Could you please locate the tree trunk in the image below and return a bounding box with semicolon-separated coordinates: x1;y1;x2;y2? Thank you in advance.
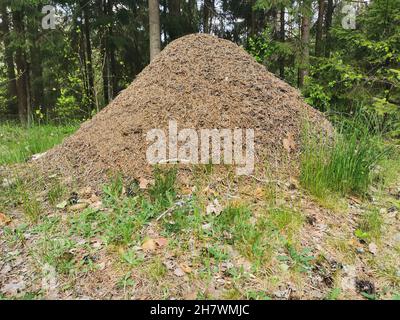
324;0;334;57
81;1;96;112
279;5;285;79
168;0;181;40
315;0;325;56
0;4;18;117
250;0;256;37
108;0;117;99
298;0;311;88
149;0;161;61
29;19;45;115
203;0;214;33
12;9;30;125
101;0;110;105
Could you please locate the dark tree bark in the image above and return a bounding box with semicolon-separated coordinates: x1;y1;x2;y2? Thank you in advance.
81;0;96;111
298;0;311;88
203;0;214;33
278;5;286;79
168;0;181;40
108;0;117;98
29;15;45;114
315;0;325;56
0;4;18;116
12;9;30;125
324;0;334;57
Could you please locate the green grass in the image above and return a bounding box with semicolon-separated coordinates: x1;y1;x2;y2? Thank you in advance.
0;123;77;164
300;124;389;198
356;208;383;243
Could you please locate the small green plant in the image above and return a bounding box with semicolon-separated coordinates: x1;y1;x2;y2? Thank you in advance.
21;192;42;222
268;207;304;242
206;245;229;262
325;288;341;300
300;123;388;198
47;181;67;206
121;249;144;267
147;258;167;281
36;237;77;274
278;243;315;273
149;166;177;209
357;208;383;242
245;290;271;300
215;205;274;267
103;174;125;203
117;272;135;291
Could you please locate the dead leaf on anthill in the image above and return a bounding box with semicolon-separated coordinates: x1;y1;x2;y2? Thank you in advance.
0;212;11;226
68;203;89;212
179;263;192;274
141;238;157;251
174;267;185;277
139;177;151;190
154;237;168;248
368;243;378;255
254;187;264;199
181;186;193;195
283;133;296;153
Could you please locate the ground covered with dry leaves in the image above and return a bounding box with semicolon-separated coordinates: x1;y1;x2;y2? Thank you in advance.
0;162;399;300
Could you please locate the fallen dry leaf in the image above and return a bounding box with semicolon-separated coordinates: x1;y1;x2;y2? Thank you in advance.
368;242;378;255
179;263;192;274
141;238;157;251
254;187;264;199
154;237;168;248
139;177;151;190
68;203;89;211
56;201;68;209
0;212;12;226
174;267;185;277
283;133;296;153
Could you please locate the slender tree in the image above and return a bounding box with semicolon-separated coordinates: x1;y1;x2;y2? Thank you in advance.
315;0;325;56
0;3;18;117
203;0;214;33
81;0;96;111
149;0;161;61
324;0;334;57
12;7;31;124
278;4;285;78
298;0;312;88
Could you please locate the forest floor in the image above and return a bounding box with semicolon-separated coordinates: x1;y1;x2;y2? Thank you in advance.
0;124;399;300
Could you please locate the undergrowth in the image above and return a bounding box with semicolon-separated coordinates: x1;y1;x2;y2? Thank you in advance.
300;115;391;199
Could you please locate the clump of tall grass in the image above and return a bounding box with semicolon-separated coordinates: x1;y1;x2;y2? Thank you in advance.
300;117;390;198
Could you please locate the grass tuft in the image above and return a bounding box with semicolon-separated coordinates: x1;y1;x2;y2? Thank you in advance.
0;123;77;164
300;123;389;198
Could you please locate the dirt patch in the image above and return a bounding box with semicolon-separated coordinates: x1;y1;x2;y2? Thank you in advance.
37;33;332;187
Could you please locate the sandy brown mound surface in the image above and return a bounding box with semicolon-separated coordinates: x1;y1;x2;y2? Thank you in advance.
38;34;331;186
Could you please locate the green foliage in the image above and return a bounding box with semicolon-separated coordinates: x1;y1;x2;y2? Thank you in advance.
149;166;177;209
0;123;78;164
357;208;383;243
279;242;314;273
300;121;389;198
304;0;400;137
